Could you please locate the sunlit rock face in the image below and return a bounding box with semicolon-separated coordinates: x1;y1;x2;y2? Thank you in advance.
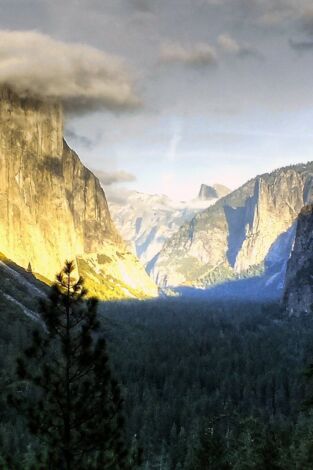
283;205;313;315
233;172;305;272
150;164;313;288
0;88;157;299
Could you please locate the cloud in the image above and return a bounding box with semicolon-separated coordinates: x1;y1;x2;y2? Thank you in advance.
256;2;297;27
167;132;182;162
65;129;98;149
217;34;241;54
288;5;313;51
301;6;313;35
217;34;262;60
204;0;225;4
166;121;183;162
160;42;218;67
0;30;141;113
94;170;137;186
159;35;260;71
130;0;153;12
258;10;292;27
105;187;135;205
289;38;313;51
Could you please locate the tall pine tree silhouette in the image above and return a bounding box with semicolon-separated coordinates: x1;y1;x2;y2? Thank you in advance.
9;261;135;469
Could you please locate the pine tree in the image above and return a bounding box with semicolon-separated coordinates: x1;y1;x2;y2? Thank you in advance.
8;261;136;469
259;429;282;470
191;423;230;470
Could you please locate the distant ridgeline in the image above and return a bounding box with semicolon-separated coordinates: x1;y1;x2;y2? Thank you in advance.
109;185;231;268
0;87;157;300
149;161;313;304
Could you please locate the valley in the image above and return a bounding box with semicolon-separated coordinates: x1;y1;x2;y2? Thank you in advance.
1;87;312;310
108;184;229;267
1;5;313;466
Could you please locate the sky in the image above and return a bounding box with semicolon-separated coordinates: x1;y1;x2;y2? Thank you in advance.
1;0;313;200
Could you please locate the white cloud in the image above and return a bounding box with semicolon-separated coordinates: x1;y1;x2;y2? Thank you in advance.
217;33;261;59
167;132;182;162
301;6;313;35
0;30;140;113
217;34;241;54
160;42;217;67
94;170;137;186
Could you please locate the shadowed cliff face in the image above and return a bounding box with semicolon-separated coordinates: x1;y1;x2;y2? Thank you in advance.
198;184;231;201
149;164;313;289
0;88;157;299
284;205;313;315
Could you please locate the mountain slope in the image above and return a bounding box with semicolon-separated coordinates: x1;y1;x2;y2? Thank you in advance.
0;87;157;299
109;189;223;266
0;252;47;322
150;163;313;288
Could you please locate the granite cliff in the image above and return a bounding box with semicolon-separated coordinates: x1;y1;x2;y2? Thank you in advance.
198;184;230;201
108;186;224;267
0;88;157;299
149;163;313;289
283;205;313;315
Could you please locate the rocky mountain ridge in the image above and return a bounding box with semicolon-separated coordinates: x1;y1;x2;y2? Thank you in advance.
0;87;157;299
108;187;227;267
283;205;313;315
149;162;313;290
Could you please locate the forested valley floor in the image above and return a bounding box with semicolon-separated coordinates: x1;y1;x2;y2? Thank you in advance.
1;296;313;468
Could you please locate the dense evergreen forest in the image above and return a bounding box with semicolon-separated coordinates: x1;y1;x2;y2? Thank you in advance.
2;293;313;468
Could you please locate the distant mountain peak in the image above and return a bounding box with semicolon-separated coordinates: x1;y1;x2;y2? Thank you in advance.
150;162;313;291
108;189;222;267
198;183;231;200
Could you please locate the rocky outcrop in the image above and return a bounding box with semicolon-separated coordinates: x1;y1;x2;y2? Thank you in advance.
150;163;313;288
283;205;313;315
198;184;230;200
198;184;218;200
212;184;232;198
0;87;157;299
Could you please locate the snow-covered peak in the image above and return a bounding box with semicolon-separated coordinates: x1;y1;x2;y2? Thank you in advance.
108;188;221;267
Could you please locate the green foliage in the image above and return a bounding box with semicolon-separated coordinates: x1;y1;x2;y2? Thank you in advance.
7;261;133;469
191;423;230;469
101;299;313;469
2;295;313;468
77;258;150;300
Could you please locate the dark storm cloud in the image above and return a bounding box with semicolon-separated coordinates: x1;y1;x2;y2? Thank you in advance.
2;0;313;198
0;0;312;123
0;30;141;113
